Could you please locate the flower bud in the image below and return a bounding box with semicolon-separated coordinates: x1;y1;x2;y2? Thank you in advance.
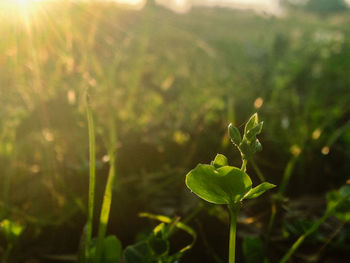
228;123;242;145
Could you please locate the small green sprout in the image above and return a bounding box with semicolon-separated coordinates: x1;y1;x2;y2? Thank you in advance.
0;219;25;262
185;113;275;263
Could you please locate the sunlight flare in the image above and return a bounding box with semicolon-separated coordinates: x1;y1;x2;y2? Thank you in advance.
0;0;42;20
17;0;38;8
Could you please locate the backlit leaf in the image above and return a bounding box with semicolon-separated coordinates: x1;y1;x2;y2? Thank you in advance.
186;164;252;204
244;113;258;135
243;182;276;200
228;123;242;145
211;154;228;168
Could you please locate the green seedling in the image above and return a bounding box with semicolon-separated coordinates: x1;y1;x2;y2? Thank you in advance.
80;102;121;263
186;113;276;263
0;219;24;263
85;104;96;262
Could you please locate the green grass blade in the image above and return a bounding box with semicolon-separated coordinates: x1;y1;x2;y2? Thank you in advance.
279;191;350;263
95;149;116;262
86;106;96;262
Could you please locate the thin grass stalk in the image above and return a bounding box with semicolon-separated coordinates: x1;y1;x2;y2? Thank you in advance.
250;158;266;182
266;156;297;246
95;119;117;262
95;149;116;262
278;156;297;196
2;156;10;217
85;106;96;261
279;193;350;263
265;202;277;247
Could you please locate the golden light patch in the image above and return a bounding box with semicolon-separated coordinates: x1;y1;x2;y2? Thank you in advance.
290;145;301;157
321;146;330;155
254;97;264;109
312;129;321;140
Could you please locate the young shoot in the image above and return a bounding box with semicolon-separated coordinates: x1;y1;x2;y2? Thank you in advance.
185;113;276;263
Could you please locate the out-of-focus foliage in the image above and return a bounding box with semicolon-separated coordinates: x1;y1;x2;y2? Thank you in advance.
0;0;350;261
306;0;348;14
0;220;24;245
327;185;350;222
283;0;348;14
242;236;267;263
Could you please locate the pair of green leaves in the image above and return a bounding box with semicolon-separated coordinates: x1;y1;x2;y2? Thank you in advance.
186;154;275;205
228;113;263;160
86;235;122;263
0;219;24;245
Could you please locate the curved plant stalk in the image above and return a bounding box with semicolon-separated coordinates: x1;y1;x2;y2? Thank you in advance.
278;156;298;196
315;221;345;258
325;120;350;149
279;192;350;263
250;158;266;182
265;202;277;246
86;106;96;261
266;155;298;246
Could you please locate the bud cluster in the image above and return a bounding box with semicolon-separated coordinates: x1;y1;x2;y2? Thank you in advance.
228;113;263;161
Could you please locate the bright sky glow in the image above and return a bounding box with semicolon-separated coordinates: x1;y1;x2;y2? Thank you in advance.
13;0;42;7
0;0;42;11
3;0;350;8
114;0;144;4
1;0;350;16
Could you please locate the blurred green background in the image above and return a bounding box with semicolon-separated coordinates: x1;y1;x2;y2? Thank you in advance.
0;0;350;262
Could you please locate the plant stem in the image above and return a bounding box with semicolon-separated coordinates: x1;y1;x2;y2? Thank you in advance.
279;193;350;263
182;203;204;225
278;156;297;196
86;106;96;261
3;244;13;263
250;158;265;182
265;202;276;246
95;150;116;262
266;156;297;246
241;159;247;172
95;119;117;263
228;204;240;263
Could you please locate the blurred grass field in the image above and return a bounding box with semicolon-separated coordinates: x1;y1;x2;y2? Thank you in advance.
0;0;350;262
